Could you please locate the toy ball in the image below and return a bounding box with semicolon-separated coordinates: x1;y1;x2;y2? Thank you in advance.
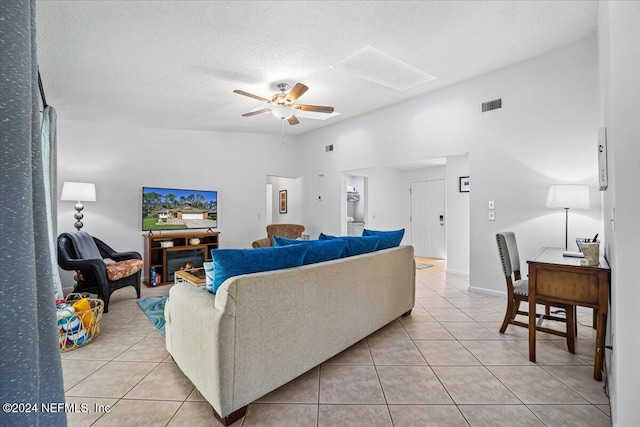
67;328;91;345
59;315;81;332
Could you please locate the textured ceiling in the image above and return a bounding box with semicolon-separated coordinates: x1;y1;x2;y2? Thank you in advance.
36;1;598;136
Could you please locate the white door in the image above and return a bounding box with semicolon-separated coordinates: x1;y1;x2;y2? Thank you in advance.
410;179;445;258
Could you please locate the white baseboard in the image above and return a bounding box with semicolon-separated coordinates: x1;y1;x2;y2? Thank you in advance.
446;269;469;276
467;286;506;298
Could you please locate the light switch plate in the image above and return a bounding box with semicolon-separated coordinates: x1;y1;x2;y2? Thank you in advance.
488;201;495;210
488;211;495;221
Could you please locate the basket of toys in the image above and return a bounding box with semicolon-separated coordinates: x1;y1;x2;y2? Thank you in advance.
56;293;104;352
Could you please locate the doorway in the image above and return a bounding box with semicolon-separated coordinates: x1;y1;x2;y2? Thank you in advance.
410;179;445;258
346;174;368;235
266;176;303;225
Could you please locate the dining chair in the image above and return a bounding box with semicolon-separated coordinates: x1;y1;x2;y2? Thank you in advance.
496;232;575;352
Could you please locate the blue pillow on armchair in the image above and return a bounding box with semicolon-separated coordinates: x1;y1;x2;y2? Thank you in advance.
362;228;405;250
318;233;380;257
273;236;345;265
210;245;308;294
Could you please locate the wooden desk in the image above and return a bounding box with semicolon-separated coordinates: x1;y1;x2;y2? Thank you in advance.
528;247;610;380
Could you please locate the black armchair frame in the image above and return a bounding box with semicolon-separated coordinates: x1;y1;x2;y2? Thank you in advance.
57;234;141;313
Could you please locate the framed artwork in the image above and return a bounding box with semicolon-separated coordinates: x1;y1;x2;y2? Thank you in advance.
279;190;287;214
459;176;470;192
598;127;608;191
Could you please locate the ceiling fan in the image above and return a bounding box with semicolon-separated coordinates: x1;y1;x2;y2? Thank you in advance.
234;83;335;126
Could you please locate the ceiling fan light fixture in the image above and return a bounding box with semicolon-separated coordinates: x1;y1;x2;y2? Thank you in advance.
271;105;293;120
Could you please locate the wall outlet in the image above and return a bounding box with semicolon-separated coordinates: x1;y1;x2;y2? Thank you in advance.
488;200;495;210
488;211;495;221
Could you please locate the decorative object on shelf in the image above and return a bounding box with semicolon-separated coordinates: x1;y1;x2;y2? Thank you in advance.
189;237;201;245
580;242;600;266
159;240;174;248
546;184;591;250
459;176;470;192
60;182;96;230
279;190;288;214
598;127;608;191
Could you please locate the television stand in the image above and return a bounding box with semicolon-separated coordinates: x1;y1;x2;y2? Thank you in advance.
144;231;219;286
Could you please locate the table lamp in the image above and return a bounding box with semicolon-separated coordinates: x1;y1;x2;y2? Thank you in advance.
545;184;590;249
61;182;96;230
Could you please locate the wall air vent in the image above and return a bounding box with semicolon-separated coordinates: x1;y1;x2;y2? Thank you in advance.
325;144;334;152
482;98;502;112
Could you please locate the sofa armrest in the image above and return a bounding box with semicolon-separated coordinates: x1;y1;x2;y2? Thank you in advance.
165;284;236;416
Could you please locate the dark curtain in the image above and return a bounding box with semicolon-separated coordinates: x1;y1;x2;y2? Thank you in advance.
0;1;67;426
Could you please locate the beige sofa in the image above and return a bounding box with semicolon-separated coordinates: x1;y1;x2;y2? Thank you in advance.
164;245;415;425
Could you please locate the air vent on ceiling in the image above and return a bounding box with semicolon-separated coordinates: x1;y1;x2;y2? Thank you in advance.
325;144;334;152
482;98;502;113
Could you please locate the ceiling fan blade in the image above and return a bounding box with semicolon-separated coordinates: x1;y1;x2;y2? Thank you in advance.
294;104;335;113
287;114;300;125
234;90;270;103
287;83;309;102
241;108;271;117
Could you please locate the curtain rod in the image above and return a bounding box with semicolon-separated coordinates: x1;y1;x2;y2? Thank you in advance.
38;69;48;108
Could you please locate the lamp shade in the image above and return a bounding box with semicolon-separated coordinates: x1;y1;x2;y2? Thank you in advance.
545;184;590;209
61;182;96;202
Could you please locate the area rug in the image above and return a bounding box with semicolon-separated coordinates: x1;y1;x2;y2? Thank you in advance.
137;295;168;337
416;263;434;270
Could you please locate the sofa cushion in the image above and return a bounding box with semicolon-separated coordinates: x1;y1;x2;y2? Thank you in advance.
273;236;346;265
210;245;309;294
362;228;405;250
318;233;380;257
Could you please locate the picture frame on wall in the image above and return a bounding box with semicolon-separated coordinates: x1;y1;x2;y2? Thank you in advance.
459;176;470;192
279;190;287;214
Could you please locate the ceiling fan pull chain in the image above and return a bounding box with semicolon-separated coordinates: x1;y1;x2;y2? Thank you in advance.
281;118;285;144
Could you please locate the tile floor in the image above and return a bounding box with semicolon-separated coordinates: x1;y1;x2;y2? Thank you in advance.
62;258;611;426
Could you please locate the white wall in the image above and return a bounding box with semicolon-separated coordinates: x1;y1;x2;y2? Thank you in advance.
56;121;301;288
267;175;303;225
444;155;470;275
299;37;602;295
598;1;640;425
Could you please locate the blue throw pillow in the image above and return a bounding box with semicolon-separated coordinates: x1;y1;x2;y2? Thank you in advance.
273;236;345;265
318;233;380;257
362;228;405;250
210;245;308;294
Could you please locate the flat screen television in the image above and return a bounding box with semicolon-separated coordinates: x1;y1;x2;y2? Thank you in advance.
142;187;217;231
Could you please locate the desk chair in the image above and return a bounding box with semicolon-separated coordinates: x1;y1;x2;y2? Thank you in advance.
496;232;575;352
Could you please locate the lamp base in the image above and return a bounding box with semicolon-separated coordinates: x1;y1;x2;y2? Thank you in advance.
73;203;85;231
